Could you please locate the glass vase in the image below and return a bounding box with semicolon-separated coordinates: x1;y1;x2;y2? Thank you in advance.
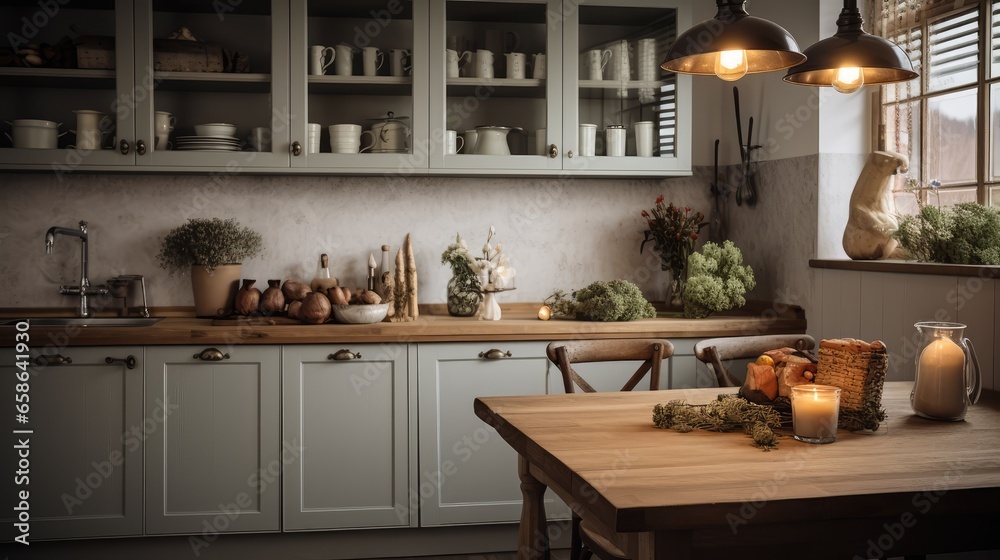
447;273;482;317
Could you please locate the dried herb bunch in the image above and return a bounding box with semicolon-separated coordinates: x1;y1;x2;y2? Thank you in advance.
544;280;656;322
158;218;262;274
652;394;783;450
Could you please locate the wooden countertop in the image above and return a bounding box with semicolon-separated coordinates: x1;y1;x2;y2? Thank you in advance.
0;302;805;346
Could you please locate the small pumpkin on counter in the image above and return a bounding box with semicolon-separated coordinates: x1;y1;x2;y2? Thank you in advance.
260;279;285;314
234;279;261;315
282;279;311;302
299;291;332;324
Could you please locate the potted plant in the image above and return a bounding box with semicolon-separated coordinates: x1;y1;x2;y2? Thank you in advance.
157;218;263;317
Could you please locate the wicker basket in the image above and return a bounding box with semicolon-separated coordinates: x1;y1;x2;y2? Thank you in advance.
814;338;888;431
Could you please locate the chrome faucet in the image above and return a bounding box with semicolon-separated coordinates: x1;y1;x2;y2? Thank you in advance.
45;220;109;318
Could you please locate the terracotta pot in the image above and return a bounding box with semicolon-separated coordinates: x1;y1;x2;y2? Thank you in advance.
190;264;242;317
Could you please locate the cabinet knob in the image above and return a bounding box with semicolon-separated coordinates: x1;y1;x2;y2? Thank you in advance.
136;139;147;156
478;349;512;360
329;349;361;361
567;150;574;159
194;348;230;361
35;354;72;366
105;355;138;369
548;144;558;158
119;139;130;155
291;141;302;156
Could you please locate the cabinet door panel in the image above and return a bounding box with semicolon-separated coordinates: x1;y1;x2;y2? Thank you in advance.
282;344;411;530
145;345;280;535
418;341;567;525
0;346;142;540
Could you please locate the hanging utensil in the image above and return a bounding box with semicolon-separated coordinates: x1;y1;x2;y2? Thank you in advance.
746;117;759;207
709;139;726;242
734;87;745;206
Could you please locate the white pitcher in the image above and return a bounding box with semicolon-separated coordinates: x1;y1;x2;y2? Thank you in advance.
334;44;354;76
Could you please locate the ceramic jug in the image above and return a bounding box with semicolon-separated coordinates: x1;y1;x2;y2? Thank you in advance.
473;126;511;155
911;321;981;421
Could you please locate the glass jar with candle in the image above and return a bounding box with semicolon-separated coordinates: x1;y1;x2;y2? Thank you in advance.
791;385;841;444
911;322;982;421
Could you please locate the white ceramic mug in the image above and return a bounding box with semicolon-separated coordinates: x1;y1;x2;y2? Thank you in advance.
634;121;654;157
334;45;354;76
505;52;526;79
605;125;626;157
444;130;464;155
307;123;321;153
362;47;384;77
390;48;412;77
531;53;546;79
446;49;462;78
250;127;271;152
330;124;363;153
579;123;597;156
309;45;335;76
462;129;478;154
534;128;547;156
154;110;173;150
475;49;494;79
585;49;612;80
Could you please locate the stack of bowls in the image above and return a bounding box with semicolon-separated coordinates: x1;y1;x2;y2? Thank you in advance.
329;124;361;154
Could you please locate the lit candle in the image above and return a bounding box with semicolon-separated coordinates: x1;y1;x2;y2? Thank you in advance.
791;385;840;444
912;336;966;420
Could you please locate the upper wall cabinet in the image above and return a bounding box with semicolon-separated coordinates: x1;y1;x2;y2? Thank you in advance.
0;0;689;176
0;0;136;169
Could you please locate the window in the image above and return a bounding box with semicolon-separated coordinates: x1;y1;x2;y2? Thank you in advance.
875;0;994;211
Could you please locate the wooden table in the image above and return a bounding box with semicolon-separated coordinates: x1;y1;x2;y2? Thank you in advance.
474;382;1000;559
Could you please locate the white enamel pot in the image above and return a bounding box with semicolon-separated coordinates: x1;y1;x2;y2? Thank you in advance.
5;119;66;149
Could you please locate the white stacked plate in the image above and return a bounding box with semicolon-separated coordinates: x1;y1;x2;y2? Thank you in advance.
175;135;242;151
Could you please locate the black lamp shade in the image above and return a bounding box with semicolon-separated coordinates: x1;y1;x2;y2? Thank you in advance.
661;0;806;75
784;0;918;86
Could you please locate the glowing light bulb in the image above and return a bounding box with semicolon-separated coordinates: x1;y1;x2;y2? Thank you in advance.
832;66;864;94
714;49;748;81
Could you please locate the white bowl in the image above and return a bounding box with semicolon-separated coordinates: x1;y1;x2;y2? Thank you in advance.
331;303;389;324
194;123;237;137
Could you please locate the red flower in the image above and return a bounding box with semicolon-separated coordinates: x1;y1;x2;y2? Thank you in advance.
655;195;664;204
685;206;691;213
690;232;698;240
641;210;649;217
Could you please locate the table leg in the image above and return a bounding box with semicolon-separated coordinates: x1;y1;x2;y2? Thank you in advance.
518;454;549;560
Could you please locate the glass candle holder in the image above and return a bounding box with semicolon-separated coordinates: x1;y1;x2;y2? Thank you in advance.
791;385;841;444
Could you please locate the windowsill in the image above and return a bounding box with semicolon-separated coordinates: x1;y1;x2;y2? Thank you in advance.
810;259;1000;278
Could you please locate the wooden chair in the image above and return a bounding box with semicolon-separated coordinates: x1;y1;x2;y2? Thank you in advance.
693;334;817;387
546;338;674;560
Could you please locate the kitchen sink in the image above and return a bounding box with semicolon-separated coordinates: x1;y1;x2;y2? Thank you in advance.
0;317;163;327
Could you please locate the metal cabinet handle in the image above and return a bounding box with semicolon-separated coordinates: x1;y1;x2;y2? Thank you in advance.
328;349;361;361
478;349;512;360
548;144;558;158
291;141;302;156
194;348;230;361
35;354;72;366
567;150;574;159
105;355;137;369
136;139;146;155
119;139;130;155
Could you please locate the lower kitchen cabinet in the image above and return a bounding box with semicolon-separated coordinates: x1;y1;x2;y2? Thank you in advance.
144;345;281;535
417;341;570;526
282;343;415;530
0;345;143;541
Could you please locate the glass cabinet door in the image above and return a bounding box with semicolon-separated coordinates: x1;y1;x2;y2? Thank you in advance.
289;0;427;173
134;0;290;168
0;0;135;169
562;0;690;175
429;0;562;172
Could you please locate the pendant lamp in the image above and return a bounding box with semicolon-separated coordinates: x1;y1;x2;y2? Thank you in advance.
784;0;918;93
661;0;805;81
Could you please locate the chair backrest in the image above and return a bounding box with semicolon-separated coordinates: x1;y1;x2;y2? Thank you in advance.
546;339;674;394
693;334;817;387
